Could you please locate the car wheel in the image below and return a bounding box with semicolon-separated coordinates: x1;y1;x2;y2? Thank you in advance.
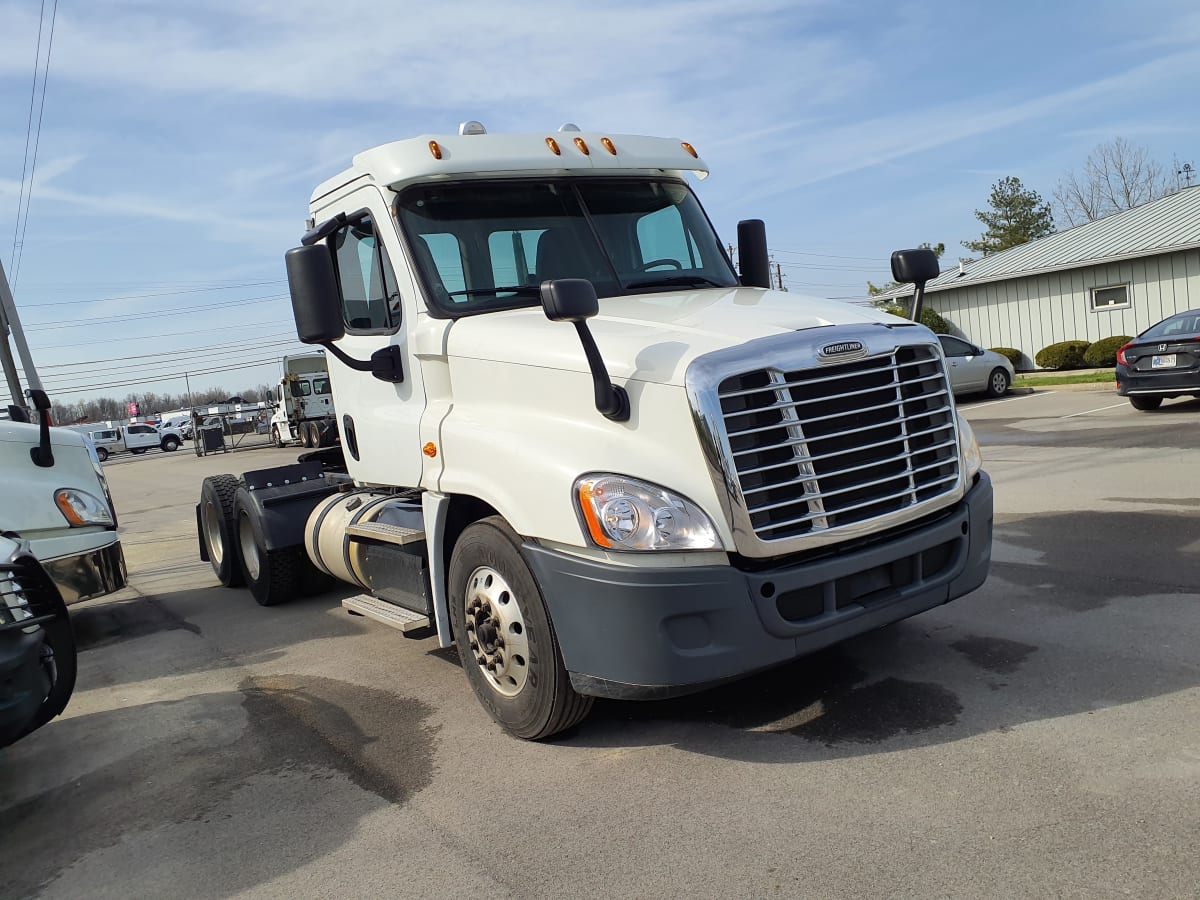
448;516;592;740
95;447;109;462
199;474;245;587
161;436;180;452
130;448;146;455
272;425;285;448
985;367;1011;398
1129;395;1163;411
234;495;304;606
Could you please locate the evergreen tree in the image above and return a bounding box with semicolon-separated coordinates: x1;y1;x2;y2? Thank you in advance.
962;177;1054;256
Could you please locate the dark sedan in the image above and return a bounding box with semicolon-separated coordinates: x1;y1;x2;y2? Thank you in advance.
1116;310;1200;410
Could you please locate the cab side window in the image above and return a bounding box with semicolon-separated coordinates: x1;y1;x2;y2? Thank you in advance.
331;213;402;332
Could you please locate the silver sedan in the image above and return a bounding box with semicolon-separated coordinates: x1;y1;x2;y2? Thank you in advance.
937;335;1015;397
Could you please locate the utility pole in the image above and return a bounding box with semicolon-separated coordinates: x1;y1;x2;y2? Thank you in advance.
773;260;786;291
184;372;193;409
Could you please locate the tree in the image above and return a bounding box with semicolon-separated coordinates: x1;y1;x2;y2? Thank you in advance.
962;177;1054;256
1053;137;1172;228
867;242;945;296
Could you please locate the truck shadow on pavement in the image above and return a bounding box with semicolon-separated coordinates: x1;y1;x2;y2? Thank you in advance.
575;509;1200;759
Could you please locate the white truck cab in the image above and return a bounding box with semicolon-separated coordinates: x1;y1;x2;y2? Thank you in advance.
199;125;992;740
1;261;127;606
269;352;335;448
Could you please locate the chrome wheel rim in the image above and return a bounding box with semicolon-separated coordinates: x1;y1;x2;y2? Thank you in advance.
464;565;530;697
239;515;261;581
992;372;1007;393
203;501;224;566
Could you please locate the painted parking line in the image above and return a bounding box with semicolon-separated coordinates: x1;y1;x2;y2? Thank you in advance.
965;390;1057;409
1059;400;1130;419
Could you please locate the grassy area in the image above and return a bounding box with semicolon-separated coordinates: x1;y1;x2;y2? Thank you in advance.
1015;371;1117;387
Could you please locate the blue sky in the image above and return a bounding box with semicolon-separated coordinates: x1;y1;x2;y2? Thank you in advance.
2;0;1199;406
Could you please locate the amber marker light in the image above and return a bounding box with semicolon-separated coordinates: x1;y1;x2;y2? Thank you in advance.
55;493;86;526
577;482;613;549
681;141;698;158
428;140;443;160
574;137;590;155
545;137;561;155
600;137;616;155
423;442;438;458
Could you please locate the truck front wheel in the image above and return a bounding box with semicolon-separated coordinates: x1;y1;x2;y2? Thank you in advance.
448;516;592;740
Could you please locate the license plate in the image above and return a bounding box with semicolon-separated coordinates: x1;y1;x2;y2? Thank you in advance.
1152;354;1177;368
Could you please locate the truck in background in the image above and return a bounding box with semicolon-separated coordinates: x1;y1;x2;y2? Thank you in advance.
268;352;335;448
197;125;992;740
79;422;186;461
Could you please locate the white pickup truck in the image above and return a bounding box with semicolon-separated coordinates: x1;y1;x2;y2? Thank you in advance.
86;422;185;461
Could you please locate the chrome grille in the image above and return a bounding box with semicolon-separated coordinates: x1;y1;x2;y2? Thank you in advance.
716;345;959;544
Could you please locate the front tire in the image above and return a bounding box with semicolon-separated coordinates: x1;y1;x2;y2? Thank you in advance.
95;447;109;462
448;516;592;740
200;474;244;587
161;436;180;452
986;367;1011;398
272;425;285;448
1129;395;1163;411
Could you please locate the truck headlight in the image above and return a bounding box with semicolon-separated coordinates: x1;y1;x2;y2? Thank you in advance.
574;474;722;551
956;413;982;480
54;489;115;527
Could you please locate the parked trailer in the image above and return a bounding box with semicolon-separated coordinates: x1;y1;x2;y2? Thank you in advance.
198;124;992;740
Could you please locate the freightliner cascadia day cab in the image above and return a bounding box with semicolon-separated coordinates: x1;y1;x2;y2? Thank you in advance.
268;352;336;449
197;124;993;740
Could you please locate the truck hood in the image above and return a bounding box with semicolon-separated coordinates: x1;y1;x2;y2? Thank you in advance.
444;287;909;385
0;422;111;534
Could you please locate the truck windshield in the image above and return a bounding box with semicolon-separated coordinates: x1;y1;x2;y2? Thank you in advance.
394;178;738;316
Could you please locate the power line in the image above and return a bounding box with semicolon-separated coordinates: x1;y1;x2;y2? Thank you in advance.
22;293;289;330
35;340;303;382
16;280;287;307
771;248;886;263
9;0;58;290
32;319;293;349
10;0;47;275
41;356;289;396
37;332;300;368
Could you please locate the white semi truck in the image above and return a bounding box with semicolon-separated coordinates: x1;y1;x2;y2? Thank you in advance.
268;352;335;448
197;124;992;740
1;259;126;742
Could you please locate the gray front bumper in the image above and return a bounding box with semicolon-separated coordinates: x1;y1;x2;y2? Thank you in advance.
41;539;127;605
525;472;993;700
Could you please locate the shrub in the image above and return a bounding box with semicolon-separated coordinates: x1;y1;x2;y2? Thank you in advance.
1082;335;1133;367
1035;340;1091;370
918;306;949;334
877;304;949;334
989;347;1023;368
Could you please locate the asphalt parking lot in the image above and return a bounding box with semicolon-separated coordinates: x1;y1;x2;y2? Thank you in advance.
2;389;1198;899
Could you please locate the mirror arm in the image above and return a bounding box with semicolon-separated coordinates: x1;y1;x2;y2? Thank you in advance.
911;281;927;324
319;342;405;383
28;389;54;468
573;322;629;422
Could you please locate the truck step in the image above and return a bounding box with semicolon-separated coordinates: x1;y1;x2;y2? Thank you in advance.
342;594;431;634
345;521;425;546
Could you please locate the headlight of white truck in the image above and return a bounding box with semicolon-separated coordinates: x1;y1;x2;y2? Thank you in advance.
957;412;982;480
574;474;722;551
54;488;115;527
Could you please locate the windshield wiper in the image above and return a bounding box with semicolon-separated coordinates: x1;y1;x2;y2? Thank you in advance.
446;285;541;298
624;275;727;290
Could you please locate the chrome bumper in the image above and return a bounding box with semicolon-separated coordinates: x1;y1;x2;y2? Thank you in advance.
40;539;127;604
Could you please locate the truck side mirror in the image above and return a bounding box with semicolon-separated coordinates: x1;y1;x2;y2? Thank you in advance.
889;248;940;323
285;245;345;344
540;277;599;322
890;248;940;285
540;279;629;422
736;219;771;289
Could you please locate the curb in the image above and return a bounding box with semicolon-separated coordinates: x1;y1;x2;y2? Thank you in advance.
1015;381;1117;393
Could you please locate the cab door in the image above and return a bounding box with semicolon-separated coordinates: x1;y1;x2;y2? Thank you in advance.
318;189;427;488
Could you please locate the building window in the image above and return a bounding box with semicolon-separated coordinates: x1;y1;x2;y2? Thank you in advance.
1090;284;1130;311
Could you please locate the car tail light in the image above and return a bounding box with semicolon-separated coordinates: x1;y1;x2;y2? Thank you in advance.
1116;342;1133;366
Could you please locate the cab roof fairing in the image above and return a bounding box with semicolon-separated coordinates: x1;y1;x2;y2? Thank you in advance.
308;132;709;206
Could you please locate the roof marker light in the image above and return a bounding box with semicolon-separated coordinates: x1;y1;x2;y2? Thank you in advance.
601;137;616;155
558;123;581;132
545;137;561;156
574;137;590;155
458;120;487;135
428;140;443;160
681;142;698;159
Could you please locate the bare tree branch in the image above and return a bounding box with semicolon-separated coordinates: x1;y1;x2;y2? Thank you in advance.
1054;137;1172;227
